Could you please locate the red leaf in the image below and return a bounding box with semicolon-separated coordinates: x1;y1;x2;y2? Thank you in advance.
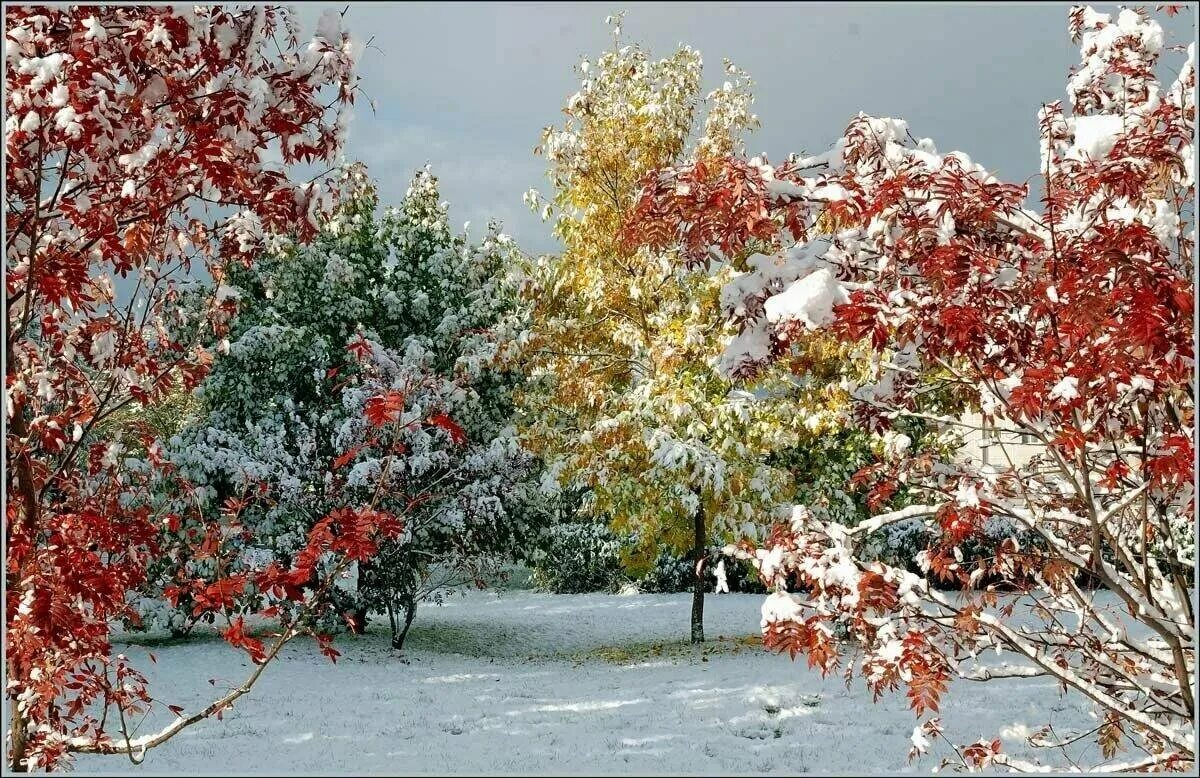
222;616;267;664
364;391;406;427
315;633;341;664
331;444;362;471
428;412;466;445
346;336;373;362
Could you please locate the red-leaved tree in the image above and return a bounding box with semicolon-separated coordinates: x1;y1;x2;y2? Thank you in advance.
627;5;1194;771
3;5;384;770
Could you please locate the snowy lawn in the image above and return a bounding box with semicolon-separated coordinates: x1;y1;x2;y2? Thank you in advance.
73;591;1095;775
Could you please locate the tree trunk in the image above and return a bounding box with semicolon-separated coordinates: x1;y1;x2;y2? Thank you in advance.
691;501;706;644
348;560;371;635
391;595;418;650
7;404;35;773
385;599;398;640
9;696;28;772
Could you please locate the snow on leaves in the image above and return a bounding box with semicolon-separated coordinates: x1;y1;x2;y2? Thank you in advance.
5;5;358;770
631;4;1194;771
150;163;540;656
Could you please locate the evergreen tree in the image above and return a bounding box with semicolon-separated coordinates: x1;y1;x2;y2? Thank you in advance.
145;164;544;647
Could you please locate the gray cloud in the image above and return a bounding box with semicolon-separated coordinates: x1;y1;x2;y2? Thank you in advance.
295;2;1195;256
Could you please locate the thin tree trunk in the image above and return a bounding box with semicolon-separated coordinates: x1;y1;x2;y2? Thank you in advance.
9;696;28;772
385;599;398;640
691;501;706;644
391;595;418;650
8;403;36;773
349;560;371;635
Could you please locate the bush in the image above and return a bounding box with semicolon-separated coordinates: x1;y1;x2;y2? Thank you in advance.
141;167;541;646
636;546;694;593
722;556;768;594
530;520;624;593
635;546;768;594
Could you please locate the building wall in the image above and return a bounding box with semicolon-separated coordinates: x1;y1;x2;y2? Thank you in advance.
957;411;1045;469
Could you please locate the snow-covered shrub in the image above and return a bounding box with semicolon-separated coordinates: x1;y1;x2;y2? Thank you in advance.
530;519;624;594
140;164;546;646
636;546;695;593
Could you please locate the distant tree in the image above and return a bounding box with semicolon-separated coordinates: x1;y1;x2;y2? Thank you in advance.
93;380;201;459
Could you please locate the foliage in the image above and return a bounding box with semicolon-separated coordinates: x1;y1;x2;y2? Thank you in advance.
634;545;695;593
92;381;202;459
519;16;799;639
630;543;766;595
529;517;625;594
145;164;543;648
631;5;1195;770
4;5;361;769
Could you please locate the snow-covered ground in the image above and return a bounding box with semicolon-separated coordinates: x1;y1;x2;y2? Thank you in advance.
73;591;1096;775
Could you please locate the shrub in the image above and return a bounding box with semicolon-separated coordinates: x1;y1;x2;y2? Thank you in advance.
636;546;694;593
530;520;624;594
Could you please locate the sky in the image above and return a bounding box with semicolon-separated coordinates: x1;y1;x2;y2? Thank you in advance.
294;2;1197;257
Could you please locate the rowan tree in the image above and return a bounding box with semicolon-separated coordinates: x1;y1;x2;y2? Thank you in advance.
629;4;1194;770
2;5;386;770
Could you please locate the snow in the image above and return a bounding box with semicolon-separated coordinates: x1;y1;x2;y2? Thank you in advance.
17;51;67;92
89;329;117;367
81;16;107;42
934;210;955;246
146;22;171;50
909;725;931;756
793;137;848;171
763;268;848;330
72;590;1096;775
117;140;162;172
54;105;82;139
1068;114;1124;160
716;325;771;377
49;83;69;108
809;182;850;202
1048;375;1080;403
881;431;911;460
955;480;981;509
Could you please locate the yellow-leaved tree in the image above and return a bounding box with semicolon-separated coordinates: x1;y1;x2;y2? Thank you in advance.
517;15;809;643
